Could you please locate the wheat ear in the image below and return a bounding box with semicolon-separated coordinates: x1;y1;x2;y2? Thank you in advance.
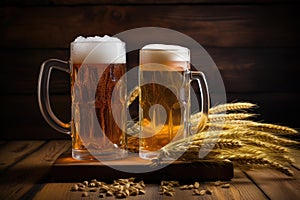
209;102;257;114
242;138;289;153
214;153;294;176
225;120;298;134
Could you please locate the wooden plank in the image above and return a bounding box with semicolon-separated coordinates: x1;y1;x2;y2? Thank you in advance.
1;92;299;140
242;149;300;200
50;153;233;182
1;47;299;94
227;169;268;200
31;168;266;199
226;92;300;128
1;0;299;6
1;95;71;140
0;5;299;48
290;149;300;171
0;140;70;200
244;168;300;200
0;140;46;172
0;49;69;94
32;183;160;200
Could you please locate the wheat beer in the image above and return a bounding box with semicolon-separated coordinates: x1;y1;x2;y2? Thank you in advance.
71;36;127;160
139;44;191;159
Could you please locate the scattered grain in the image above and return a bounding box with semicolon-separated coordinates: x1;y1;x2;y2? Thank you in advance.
221;183;230;188
205;189;213;195
194;181;200;189
81;192;89;197
70;184;78;191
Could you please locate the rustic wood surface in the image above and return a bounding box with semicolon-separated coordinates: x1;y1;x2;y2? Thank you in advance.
50;152;234;182
0;140;299;199
1;5;299;48
0;140;46;171
0;0;299;138
1;0;299;6
2;48;299;94
0;140;70;199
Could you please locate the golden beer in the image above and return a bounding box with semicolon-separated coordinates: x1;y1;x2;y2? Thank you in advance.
71;63;127;159
70;37;127;160
139;45;191;159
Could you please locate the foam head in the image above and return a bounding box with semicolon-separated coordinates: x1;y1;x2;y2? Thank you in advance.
140;44;190;63
71;35;126;64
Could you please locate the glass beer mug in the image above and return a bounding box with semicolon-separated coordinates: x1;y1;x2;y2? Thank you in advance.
139;44;210;159
38;36;128;160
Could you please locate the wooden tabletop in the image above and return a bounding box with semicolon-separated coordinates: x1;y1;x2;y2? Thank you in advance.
0;140;299;199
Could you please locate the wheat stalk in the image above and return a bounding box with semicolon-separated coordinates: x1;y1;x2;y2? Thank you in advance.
225;120;298;134
208;113;256;122
243;130;299;146
240;138;289;153
213;153;294;176
125;97;298;176
209;102;257;114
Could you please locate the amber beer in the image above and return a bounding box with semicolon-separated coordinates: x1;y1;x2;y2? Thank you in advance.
139;44;191;159
38;36;128;161
70;37;127;160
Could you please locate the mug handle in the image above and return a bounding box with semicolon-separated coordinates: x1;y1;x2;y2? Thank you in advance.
37;59;71;134
191;71;210;133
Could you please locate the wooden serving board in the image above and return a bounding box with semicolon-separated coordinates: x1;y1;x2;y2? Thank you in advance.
50;152;233;182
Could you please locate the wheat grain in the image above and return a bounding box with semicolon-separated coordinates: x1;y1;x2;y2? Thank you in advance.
242;138;289;153
125;99;297;176
242;129;299;146
208;113;256;123
212;153;293;176
209;102;257;114
225;120;298;134
249;122;298;134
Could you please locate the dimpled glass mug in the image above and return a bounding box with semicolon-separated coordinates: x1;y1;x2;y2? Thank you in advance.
38;36;128;160
139;44;210;159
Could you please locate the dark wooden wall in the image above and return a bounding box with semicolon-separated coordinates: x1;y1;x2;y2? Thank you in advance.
1;0;299;139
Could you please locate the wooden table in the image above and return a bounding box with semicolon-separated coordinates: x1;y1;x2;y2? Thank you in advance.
0;140;299;199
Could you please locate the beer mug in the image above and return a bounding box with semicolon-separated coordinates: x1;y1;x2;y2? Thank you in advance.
139;44;210;159
38;36;128;160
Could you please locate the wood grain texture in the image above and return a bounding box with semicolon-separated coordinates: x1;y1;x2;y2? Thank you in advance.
226;92;300;128
31;169;267;199
1;92;299;140
1;95;71;140
51;153;233;182
1;0;299;6
291;149;300;170
1;47;299;94
32;183;161;200
229;169;268;200
0;140;46;172
0;5;299;48
244;168;300;200
0;140;70;200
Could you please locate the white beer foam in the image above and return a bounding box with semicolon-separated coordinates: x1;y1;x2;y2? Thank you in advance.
71;35;126;64
141;44;190;62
